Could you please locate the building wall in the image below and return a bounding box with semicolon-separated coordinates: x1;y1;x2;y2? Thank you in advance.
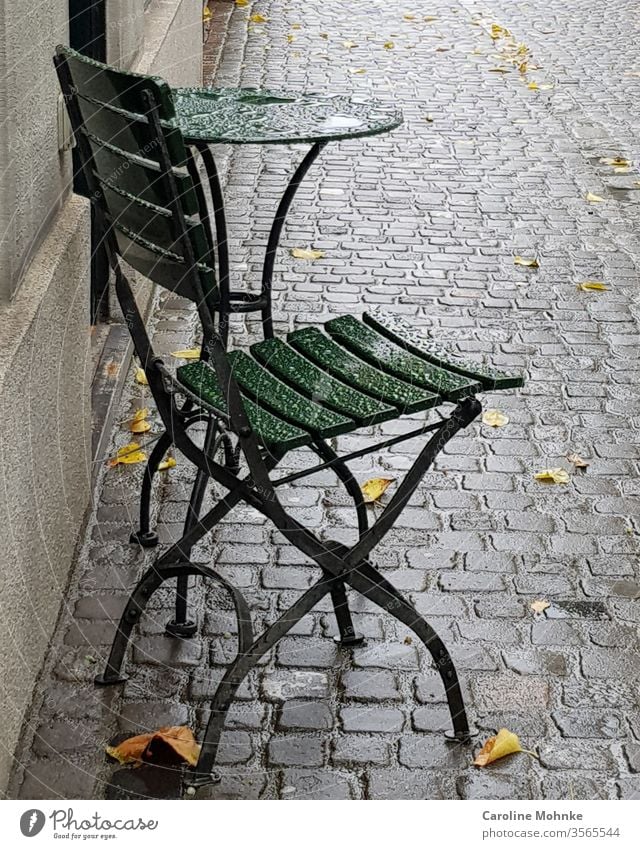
0;0;202;792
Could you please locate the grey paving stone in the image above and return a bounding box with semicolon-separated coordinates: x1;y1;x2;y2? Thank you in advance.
332;735;390;767
280;768;355;800
341;669;401;702
276;700;333;731
340;707;405;733
268;735;325;767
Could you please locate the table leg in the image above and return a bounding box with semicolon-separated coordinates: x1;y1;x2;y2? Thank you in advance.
260;141;326;338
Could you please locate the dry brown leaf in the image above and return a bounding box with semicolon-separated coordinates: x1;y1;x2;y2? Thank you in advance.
534;467;570;484
403;635;413;645
586;192;605;203
514;256;539;268
474;728;529;766
134;367;148;386
361;477;395;504
170;348;201;359
291;247;325;260
530;599;551;615
158;456;177;472
577;281;609;292
482;409;510;428
567;452;589;469
107;726;200;767
109;443;147;467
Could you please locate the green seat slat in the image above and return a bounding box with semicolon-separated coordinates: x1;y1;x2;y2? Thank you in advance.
288;328;441;415
251;338;396;427
176;362;310;452
325;315;481;401
363;310;524;391
227;351;354;438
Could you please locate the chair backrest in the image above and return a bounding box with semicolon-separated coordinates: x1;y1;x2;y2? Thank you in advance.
54;46;216;307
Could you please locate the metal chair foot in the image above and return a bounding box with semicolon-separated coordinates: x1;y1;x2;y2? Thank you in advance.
444;726;480;744
165;619;198;638
130;530;159;548
94;672;129;686
182;770;221;797
333;633;366;648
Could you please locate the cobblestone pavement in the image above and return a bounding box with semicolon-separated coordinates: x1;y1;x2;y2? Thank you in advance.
9;0;640;800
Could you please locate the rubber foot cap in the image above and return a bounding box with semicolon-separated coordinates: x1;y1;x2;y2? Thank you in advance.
444;726;480;744
94;673;128;687
165;619;198;638
333;633;366;648
130;530;159;548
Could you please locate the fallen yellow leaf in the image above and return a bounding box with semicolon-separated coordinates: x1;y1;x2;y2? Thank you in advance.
342;40;357;48
534;467;570;484
490;23;511;40
530;599;550;615
134;367;148;386
600;157;629;167
129;421;151;435
286;34;295;44
203;4;211;22
291;247;325;260
106;726;200;767
128;409;151;435
108;443;147;467
489;67;509;73
249;13;267;24
170;348;202;359
361;477;395;504
527;81;539;90
235;0;248;5
482;409;509;428
474;728;523;766
424;16;438;23
403;14;416;21
349;67;366;74
586;192;605;203
514;256;539;268
567;452;589;469
158;456;177;472
291;23;301;30
383;41;395;50
577;281;609;291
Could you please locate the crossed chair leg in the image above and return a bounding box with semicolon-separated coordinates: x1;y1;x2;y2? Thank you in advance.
96;396;481;795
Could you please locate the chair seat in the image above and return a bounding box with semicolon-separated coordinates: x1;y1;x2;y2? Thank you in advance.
176;312;523;453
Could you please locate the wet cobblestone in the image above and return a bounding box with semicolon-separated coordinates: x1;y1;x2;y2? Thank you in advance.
8;0;640;799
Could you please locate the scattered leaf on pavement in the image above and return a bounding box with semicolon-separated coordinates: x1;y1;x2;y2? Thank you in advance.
577;281;609;292
586;192;605;203
134;367;148;386
383;41;395;50
474;728;534;766
158;456;177;472
109;443;147;467
249;13;267;24
128;408;151;434
530;599;551;615
482;409;510;428
600;157;629;167
106;726;200;767
534;467;570;484
342;40;357;48
235;0;248;6
170;348;201;359
567;452;589;469
403;635;413;645
514;256;539;268
203;4;211;22
361;477;395;503
291;247;325;260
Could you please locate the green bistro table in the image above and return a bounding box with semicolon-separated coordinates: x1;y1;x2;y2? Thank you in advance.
171;87;403;344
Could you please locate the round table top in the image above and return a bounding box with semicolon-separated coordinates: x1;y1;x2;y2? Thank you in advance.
172;86;403;145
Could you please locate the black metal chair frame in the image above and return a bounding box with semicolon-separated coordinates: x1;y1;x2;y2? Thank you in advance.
55;49;481;796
